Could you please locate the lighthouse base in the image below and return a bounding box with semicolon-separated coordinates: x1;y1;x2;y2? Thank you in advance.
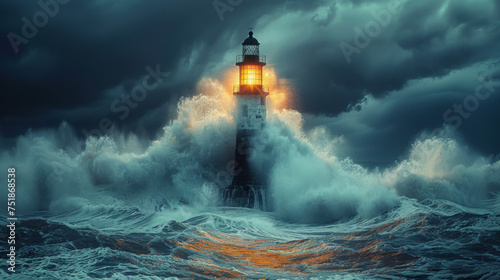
222;184;269;211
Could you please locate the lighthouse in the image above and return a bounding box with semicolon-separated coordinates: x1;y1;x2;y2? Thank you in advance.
223;31;269;210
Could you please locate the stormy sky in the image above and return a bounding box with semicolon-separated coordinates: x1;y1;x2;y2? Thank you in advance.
1;0;499;164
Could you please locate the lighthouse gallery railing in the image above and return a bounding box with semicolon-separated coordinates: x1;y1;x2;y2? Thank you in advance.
236;55;266;64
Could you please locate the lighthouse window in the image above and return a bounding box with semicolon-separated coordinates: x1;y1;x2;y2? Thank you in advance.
240;65;262;85
242;105;248;117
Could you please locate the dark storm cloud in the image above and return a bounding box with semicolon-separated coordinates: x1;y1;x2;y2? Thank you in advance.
260;0;500;115
1;0;499;163
304;62;500;164
0;0;331;138
244;0;500;162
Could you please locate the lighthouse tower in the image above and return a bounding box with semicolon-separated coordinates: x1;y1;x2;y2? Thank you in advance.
223;31;269;210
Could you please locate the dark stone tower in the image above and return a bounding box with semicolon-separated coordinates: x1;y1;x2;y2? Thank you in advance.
222;31;269;210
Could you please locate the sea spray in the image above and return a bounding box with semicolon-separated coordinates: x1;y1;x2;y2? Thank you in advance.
0;76;499;224
253;110;400;223
383;128;500;207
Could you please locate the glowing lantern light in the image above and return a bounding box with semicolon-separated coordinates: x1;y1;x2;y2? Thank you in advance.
235;31;267;94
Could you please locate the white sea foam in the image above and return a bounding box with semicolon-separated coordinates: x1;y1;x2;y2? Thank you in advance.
1;77;498;224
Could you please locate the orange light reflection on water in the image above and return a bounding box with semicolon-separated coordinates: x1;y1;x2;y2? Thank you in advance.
108;217;425;278
178;218;420;275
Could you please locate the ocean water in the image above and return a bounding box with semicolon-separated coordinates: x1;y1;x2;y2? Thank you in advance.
1;77;499;279
2;199;499;279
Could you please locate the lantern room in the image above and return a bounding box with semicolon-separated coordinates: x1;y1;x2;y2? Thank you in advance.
240;65;261;85
235;31;268;95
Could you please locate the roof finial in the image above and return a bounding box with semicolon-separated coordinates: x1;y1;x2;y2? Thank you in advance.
248;27;254;37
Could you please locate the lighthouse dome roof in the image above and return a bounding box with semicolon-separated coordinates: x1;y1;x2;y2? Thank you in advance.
242;31;260;45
